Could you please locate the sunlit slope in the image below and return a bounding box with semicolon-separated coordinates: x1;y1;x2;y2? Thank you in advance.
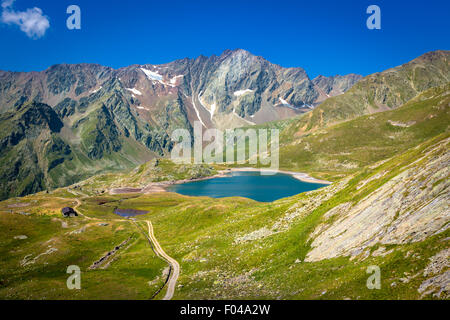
283;50;449;134
278;83;450;180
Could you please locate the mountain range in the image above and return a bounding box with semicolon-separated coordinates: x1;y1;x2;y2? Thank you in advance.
0;49;449;300
0;49;361;200
0;50;448;200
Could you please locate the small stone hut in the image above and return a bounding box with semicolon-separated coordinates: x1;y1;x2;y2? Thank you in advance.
61;207;78;217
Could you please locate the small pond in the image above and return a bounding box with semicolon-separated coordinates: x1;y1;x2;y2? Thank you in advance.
114;208;149;217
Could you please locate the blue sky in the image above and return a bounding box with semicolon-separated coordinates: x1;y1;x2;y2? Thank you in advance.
0;0;448;78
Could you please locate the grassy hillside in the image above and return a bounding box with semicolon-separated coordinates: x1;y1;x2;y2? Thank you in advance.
0;130;448;299
284;50;449;135
278;84;450;181
73;159;219;195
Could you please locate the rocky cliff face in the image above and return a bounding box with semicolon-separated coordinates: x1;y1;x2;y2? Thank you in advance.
173;49;319;129
0;102;71;199
306;137;449;262
312;74;362;104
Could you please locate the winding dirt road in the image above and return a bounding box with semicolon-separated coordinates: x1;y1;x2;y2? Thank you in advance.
146;220;180;300
58;190;180;299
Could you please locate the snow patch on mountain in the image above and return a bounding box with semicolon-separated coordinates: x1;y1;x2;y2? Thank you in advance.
140;68;163;81
170;75;184;85
279;97;299;110
192;97;206;127
89;86;102;94
279;98;292;107
234;89;254;97
126;88;142;95
210;103;216;120
198;93;216;120
140;67;179;87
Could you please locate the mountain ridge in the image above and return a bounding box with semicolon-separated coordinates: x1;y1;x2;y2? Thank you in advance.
282;50;449;136
0;49;447;200
0;49;360;122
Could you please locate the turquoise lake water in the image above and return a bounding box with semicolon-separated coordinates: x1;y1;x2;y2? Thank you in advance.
167;171;326;202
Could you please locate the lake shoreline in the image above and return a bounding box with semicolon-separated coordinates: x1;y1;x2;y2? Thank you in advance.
109;168;330;195
109;170;229;195
228;168;332;184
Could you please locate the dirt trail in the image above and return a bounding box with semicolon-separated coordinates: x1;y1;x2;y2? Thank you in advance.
147;221;180;300
133;220;180;300
51;191;180;298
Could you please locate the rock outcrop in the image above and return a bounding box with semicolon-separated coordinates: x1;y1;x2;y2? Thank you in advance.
306;138;450;262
